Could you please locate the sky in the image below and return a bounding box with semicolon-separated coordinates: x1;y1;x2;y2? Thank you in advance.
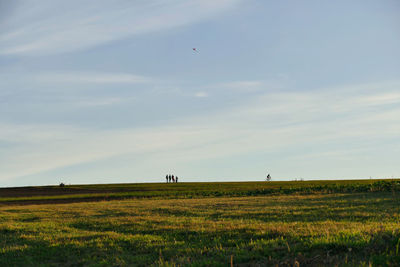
1;0;400;187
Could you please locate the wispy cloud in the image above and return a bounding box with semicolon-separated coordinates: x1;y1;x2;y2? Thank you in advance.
33;72;149;84
0;0;241;56
194;91;208;98
220;81;263;89
1;81;399;183
73;97;128;107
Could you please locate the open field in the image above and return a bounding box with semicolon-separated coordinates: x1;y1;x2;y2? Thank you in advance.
1;179;400;205
1;180;400;266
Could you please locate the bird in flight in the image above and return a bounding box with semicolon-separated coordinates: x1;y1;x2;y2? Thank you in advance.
192;48;198;52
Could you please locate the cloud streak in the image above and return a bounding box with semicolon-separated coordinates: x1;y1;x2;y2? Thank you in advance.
0;0;241;56
33;72;149;84
1;81;399;183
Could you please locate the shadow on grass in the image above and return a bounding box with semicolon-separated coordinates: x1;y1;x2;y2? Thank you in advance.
150;208;198;217
65;193;400;224
93;209;135;218
2;224;400;266
209;193;400;223
0;228;159;267
18;216;41;223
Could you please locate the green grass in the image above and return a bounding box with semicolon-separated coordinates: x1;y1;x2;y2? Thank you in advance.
1;179;400;205
1;180;400;266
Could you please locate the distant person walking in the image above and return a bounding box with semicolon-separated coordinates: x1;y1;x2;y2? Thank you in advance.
168;175;172;183
176;176;178;183
166;175;168;183
172;175;175;183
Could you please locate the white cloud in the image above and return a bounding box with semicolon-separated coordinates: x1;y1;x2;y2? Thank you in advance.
74;97;127;107
0;124;223;181
356;92;400;106
34;72;149;84
207;80;265;93
220;81;263;89
194;91;208;98
1;81;399;183
0;0;241;56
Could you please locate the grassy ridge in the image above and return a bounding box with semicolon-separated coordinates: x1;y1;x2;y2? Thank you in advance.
1;191;400;266
1;179;400;205
1;180;400;266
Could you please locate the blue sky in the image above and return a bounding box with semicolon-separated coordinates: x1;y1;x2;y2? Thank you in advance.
1;0;399;186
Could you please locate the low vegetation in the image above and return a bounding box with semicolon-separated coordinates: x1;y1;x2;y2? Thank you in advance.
1;180;399;266
1;179;400;205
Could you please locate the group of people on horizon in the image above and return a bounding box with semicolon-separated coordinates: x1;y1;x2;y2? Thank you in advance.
166;174;178;183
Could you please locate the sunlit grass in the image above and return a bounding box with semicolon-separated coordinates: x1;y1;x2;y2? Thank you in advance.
1;188;400;266
1;179;399;205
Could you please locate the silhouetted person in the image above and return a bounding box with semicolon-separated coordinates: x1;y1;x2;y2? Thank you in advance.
172;175;175;183
168;175;171;183
176;176;178;183
166;175;168;183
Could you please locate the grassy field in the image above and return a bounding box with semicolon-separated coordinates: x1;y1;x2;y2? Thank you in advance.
1;180;400;266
